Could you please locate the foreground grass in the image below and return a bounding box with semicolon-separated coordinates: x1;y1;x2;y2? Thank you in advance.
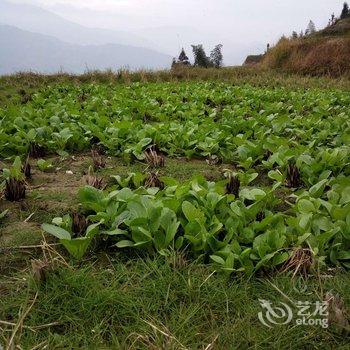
1;254;350;349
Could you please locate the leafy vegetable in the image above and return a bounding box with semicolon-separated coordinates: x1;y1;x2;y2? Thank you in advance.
37;159;53;172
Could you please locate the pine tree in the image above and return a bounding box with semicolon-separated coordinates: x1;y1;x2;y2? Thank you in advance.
340;2;350;19
178;48;190;65
191;45;211;68
305;20;316;35
292;31;298;39
210;44;223;68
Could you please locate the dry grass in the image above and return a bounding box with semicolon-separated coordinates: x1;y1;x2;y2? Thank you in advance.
263;36;350;77
1;66;350;95
144;146;165;168
281;248;314;278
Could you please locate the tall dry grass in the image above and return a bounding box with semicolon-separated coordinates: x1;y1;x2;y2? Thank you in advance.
263;36;350;77
1;66;350;91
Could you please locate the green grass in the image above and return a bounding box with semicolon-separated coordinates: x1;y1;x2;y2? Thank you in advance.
1;255;349;349
98;157;224;183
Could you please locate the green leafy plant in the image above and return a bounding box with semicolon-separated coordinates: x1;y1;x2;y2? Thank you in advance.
1;157;26;201
37;159;53;172
1;81;347;276
111;172;146;189
41;221;101;259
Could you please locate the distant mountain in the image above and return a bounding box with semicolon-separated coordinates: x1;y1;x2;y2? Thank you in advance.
0;0;156;49
0;25;172;75
1;1;264;65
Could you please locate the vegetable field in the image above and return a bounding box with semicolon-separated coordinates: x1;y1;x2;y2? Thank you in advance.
1;77;350;348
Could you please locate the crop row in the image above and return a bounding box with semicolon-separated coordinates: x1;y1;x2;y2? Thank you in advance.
42;173;350;274
1;83;349;187
1;82;349;274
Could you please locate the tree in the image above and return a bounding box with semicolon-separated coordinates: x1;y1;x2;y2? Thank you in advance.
210;44;223;68
305;20;316;35
191;45;211;68
340;2;350;19
328;13;336;26
178;48;190;65
292;31;298;39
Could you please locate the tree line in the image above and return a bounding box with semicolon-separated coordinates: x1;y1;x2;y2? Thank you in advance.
172;44;223;69
172;2;350;68
290;2;350;39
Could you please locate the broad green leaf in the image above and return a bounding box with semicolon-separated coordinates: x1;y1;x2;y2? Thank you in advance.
182;201;205;222
61;238;92;259
86;222;102;238
340;187;350;205
78;186;106;212
268;169;284;182
337;251;350;260
41;223;71;240
101;229;126;236
309;179;328;198
297;232;312;245
298;199;315;214
116;240;135;248
240;188;266;201
299;213;312;229
312;216;333;232
210;255;225;265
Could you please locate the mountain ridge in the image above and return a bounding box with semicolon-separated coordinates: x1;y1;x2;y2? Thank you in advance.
0;0;158;49
0;24;172;75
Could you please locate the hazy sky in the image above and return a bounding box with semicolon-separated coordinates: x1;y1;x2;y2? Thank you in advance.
11;0;344;35
7;0;345;63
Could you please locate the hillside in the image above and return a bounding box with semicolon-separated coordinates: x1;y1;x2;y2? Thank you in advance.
243;54;264;66
0;25;172;74
320;17;350;36
261;18;350;76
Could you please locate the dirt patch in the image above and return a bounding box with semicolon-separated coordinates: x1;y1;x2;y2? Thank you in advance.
0;221;42;247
